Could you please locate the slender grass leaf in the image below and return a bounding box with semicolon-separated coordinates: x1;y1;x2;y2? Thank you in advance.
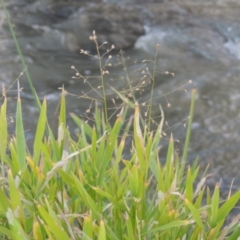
182;88;196;164
34;97;47;162
6;208;30;240
142;220;194;236
38;205;69;240
16;89;26;170
0;226;13;238
185;198;204;229
73;175;100;219
83;214;93;240
98;220;106;240
59;87;66;128
0;97;7;163
8;170;25;228
211;183;219;227
218;190;240;223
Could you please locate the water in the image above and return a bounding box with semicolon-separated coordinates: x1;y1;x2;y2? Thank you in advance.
1;0;240;191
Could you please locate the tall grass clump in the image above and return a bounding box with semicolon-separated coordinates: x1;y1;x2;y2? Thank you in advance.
1;4;240;238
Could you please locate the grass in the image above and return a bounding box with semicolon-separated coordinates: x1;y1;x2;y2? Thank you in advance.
1;2;240;239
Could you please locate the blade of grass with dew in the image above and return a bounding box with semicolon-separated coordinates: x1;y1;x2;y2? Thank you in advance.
16;82;26;170
1;0;40;110
33;97;47;162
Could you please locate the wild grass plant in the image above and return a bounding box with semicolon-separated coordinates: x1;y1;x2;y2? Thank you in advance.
1;2;240;239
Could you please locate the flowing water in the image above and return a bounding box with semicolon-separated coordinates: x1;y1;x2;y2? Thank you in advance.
1;0;240;193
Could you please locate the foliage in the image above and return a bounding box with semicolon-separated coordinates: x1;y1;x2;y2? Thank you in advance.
1;2;240;239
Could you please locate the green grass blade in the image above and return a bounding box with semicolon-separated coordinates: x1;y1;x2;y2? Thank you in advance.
211;183;219;227
0;97;7;161
142;220;194;236
185;198;204;229
33;97;47;162
59;88;66;127
16;87;26;170
6;209;30;240
38;205;70;240
98;220;106;240
0;226;13;239
182;88;196;164
83;214;93;240
217;190;240;223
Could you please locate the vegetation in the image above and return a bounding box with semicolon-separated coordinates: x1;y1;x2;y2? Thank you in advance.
1;1;240;239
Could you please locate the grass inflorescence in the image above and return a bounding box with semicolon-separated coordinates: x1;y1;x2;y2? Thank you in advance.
1;2;240;239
